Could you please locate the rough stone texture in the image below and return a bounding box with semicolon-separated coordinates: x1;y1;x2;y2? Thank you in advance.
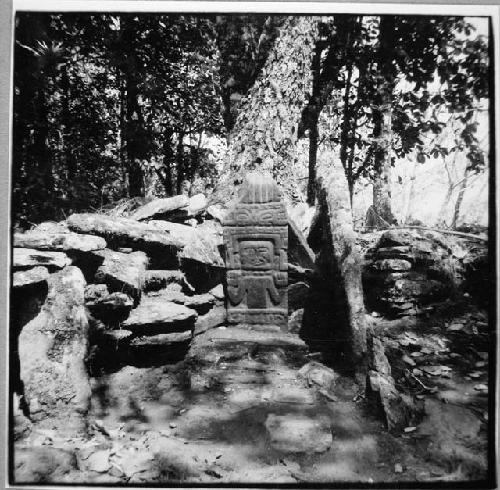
94;249;148;305
363;229;459;316
84;284;109;302
123;298;197;336
18;266;91;435
194;304;226;335
66;213;182;263
265;414;332;453
223;172;288;327
13;266;49;289
131;195;189;221
298;361;339;392
142;270;194;294
14;230;106;253
13;248;71;271
150;219;224;268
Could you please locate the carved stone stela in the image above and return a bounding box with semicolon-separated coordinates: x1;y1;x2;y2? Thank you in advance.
223;172;288;327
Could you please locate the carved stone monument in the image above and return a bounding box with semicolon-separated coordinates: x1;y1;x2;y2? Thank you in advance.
223;172;288;328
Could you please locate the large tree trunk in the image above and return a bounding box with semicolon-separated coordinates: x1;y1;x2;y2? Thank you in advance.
305;163;368;387
213;16;320;203
371;16;397;225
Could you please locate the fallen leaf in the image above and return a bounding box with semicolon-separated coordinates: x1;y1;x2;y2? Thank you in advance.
394;463;403;473
404;426;417;433
474;384;487;391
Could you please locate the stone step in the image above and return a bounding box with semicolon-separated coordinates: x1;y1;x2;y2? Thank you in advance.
187;326;307;366
265;414;332;454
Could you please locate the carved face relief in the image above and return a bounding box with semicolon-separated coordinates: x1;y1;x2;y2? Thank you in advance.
239;240;273;269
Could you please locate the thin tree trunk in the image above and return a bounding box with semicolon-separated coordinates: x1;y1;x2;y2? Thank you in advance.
307;115;319;205
306;41;322;206
451;167;470;229
404;160;418;224
176;132;185;195
372;16;396;225
122;17;146;198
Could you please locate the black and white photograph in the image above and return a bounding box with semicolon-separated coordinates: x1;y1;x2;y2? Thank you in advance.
4;1;498;487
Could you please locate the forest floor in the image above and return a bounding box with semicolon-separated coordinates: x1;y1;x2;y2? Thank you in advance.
14;300;490;485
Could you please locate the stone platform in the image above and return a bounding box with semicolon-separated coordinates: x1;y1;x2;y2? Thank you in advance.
186;325;333;455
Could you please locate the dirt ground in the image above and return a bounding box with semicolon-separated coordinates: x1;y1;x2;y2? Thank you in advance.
13;300;491;486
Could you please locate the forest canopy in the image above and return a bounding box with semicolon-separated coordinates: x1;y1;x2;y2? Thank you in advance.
13;13;490;230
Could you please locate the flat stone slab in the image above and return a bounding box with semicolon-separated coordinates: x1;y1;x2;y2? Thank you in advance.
94;250;148;304
148;288;217;314
123;298;197;335
131;195;189;221
13;248;72;270
66;213;183;258
13;266;49;288
14;230;106;253
265;414;332;453
188;326;307;365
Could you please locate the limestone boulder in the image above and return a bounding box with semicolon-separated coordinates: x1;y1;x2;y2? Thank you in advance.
66;213;182;265
13;266;49;289
122;297;197;336
14;230;106;253
94;249;148;305
18;266;91;435
13;248;71;271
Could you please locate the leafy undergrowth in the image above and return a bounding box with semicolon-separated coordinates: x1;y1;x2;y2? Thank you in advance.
14;299;490;485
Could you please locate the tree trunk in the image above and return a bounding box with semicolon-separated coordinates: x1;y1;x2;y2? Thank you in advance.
175;132;185;195
404;160;418;224
306;41;322;206
306;163;368;387
307;115;319;205
451;167;470;229
372;16;396;226
213;16;320;203
122;17;146;198
160;126;174;196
